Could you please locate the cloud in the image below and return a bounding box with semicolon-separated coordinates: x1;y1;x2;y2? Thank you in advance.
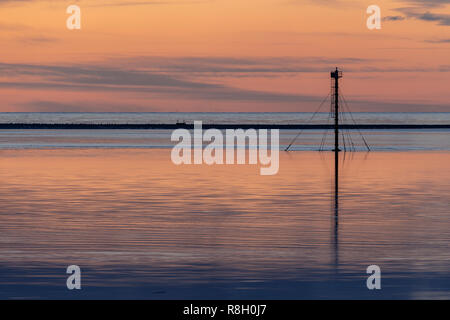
397;0;450;8
416;11;450;24
394;1;450;26
397;8;450;26
425;38;450;43
0;21;30;30
0;62;217;88
20;100;159;112
0;57;448;112
20;35;59;44
106;56;382;77
382;15;406;21
0;61;321;103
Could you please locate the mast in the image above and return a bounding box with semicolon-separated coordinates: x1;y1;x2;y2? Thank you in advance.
331;67;342;152
331;68;341;267
286;67;367;153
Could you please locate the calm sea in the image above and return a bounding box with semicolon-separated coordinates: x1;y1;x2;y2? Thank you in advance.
0;113;449;299
0;112;449;151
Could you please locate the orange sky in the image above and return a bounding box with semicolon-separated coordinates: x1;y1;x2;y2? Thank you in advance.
0;0;449;112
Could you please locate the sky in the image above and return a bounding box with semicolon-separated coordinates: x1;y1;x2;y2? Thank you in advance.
0;0;449;112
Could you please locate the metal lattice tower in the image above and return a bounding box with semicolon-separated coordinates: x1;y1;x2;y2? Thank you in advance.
330;67;343;152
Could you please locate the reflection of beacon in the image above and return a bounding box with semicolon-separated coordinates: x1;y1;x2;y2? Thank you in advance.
330;68;343;152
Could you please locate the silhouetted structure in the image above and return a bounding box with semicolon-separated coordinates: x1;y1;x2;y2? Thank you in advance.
331;68;343;152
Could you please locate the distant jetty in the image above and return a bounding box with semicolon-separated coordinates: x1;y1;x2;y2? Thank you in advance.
0;123;449;130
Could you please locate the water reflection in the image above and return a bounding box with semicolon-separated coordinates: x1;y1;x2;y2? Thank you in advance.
331;150;369;272
0;149;449;299
334;149;339;270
